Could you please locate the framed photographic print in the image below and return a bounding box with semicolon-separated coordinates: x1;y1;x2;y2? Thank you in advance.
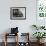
37;0;46;19
36;0;46;26
10;7;26;20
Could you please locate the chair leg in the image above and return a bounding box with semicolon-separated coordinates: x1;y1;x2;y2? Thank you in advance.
4;41;7;46
4;33;7;46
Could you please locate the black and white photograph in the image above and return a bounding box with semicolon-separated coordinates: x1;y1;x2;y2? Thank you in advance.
10;7;26;20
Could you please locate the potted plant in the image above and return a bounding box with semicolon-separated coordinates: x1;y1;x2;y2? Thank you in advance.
33;32;46;43
32;24;45;30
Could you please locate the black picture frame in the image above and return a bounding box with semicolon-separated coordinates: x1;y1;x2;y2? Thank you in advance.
10;7;26;20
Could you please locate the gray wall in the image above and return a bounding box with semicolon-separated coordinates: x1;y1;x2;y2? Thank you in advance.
0;0;36;33
0;0;37;42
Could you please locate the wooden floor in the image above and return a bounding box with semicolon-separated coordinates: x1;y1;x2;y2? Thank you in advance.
0;42;46;46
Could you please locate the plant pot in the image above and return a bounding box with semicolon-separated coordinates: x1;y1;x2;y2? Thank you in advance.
37;39;40;43
40;39;45;43
37;39;45;44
